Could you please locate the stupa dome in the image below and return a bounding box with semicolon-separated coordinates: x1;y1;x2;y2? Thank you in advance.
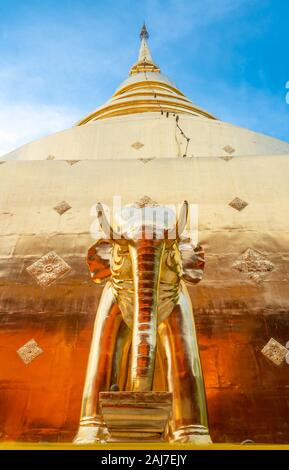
2;24;289;161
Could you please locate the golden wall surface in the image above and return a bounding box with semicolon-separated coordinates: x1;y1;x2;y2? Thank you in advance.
0;155;289;443
5;114;289;161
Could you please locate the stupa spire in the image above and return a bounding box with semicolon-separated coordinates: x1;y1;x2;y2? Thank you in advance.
77;23;216;124
138;23;153;62
129;23;160;75
140;23;149;40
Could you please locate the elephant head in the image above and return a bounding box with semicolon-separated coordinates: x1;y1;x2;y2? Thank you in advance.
87;199;205;392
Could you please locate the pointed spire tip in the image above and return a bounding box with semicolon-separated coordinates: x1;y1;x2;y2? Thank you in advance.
140;23;149;40
129;22;160;75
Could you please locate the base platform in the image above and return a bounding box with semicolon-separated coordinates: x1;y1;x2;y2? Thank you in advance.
99;391;172;442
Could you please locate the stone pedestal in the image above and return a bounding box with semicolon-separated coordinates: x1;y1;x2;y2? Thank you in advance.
99;391;172;442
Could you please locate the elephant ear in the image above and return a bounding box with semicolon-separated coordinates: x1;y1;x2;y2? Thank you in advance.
179;237;205;285
87;239;112;284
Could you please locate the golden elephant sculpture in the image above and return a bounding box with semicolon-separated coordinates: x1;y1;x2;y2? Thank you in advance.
74;199;211;444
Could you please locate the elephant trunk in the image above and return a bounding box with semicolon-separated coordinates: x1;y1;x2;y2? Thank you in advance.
129;239;165;392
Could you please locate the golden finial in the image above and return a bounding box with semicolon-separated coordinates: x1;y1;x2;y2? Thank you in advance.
129;23;160;75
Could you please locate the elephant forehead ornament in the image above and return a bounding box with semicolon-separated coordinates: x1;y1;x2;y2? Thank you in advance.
75;199;212;444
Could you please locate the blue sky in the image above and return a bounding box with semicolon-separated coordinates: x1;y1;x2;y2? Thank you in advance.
0;0;289;155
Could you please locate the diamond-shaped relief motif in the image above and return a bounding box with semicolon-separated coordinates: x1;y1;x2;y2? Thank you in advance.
17;339;43;365
26;251;72;288
138;158;155;164
232;248;275;283
229;197;248;212
131;142;144;150
223;145;235;155
53;201;72;215
1;212;13;217
219;156;234;162
66;160;80;166
134;195;158;208
261;338;288;366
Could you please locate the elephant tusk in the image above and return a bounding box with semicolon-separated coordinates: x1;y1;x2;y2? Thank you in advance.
96;202;121;240
166;200;188;240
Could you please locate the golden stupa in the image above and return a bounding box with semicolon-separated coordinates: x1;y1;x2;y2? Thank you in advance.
1;24;289;447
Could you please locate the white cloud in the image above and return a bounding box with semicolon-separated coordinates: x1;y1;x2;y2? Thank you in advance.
0;98;80;156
